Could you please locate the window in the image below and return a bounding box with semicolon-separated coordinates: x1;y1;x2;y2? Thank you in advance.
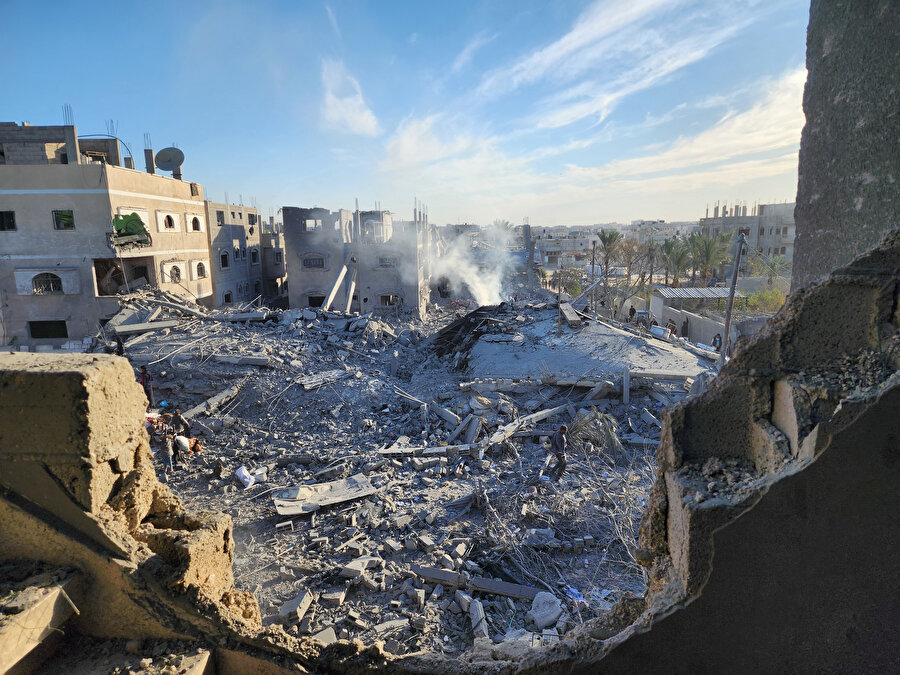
274;251;283;264
308;294;325;307
303;256;325;269
231;211;236;219
241;247;246;260
163;215;175;230
169;266;182;283
380;294;399;306
29;320;68;339
53;210;74;230
758;227;764;237
780;247;786;255
248;213;257;226
378;256;398;268
216;210;225;226
250;248;259;264
239;212;243;220
234;247;240;261
0;211;15;231
223;291;233;303
191;217;201;232
32;273;63;294
220;252;230;268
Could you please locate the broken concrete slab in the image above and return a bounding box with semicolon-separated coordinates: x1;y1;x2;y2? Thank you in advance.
278;590;313;624
526;592;562;630
272;473;376;516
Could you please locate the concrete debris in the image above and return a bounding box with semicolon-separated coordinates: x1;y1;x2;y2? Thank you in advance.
272;474;376;515
526;592;563;630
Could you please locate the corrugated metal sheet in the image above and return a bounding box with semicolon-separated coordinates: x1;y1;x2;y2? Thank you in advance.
653;286;745;299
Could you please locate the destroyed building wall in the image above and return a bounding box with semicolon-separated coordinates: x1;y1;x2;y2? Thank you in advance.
204;201;263;307
0;157;210;348
0;352;271;647
283;205;429;318
791;0;900;290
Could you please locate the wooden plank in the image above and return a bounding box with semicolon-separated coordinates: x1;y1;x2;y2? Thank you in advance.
183;379;245;418
411;565;465;588
487;403;569;446
630;369;696;381
446;413;474;444
211;354;270;366
429;400;461;427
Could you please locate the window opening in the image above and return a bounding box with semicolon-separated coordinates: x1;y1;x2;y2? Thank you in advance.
32;273;63;294
53;210;75;230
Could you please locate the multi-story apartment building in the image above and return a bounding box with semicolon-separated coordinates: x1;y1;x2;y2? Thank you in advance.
699;201;796;261
203;201;262;306
260;218;288;308
0;122;211;348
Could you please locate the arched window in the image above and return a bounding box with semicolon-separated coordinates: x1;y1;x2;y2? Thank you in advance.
234;247;240;261
196;262;206;278
220;251;230;268
169;266;182;283
191;217;201;232
32;272;63;294
164;215;175;229
250;248;259;264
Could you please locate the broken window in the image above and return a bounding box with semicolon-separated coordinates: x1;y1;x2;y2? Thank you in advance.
223;291;233;303
168;266;182;283
32;273;63;294
248;213;257;225
216;210;225;226
220;251;230;268
196;262;207;278
250;249;259;264
303;256;325;269
28;320;68;338
0;211;15;231
308;294;325;307
274;251;283;264
52;209;74;230
191;217;201;232
234;247;240;261
241;247;247;260
380;294;400;306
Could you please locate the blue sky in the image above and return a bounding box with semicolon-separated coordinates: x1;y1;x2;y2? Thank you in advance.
2;0;809;226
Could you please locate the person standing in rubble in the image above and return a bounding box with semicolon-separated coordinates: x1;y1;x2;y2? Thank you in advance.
162;432;175;474
549;425;568;480
139;365;154;408
171;409;191;436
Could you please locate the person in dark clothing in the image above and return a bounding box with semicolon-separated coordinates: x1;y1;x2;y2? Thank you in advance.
171;409;191;436
549;425;568;480
681;319;689;339
712;333;723;352
628;306;636;322
139;366;154;407
115;335;125;356
162;433;175;474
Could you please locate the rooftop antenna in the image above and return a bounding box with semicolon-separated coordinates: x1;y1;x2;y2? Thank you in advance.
155;146;185;180
61;104;74;125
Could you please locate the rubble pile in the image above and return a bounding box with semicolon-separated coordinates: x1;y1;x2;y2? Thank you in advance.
86;289;711;658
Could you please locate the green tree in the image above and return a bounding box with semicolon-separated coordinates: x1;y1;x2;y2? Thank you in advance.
661;238;678;285
597;229;623;307
667;243;691;287
693;233;732;286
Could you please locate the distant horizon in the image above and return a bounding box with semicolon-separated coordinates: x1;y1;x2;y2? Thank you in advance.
4;0;807;227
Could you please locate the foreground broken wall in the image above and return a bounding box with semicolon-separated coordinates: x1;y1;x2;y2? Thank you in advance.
792;0;900;290
0;354;263;642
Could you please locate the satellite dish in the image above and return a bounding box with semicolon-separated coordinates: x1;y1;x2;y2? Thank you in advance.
155;147;185;172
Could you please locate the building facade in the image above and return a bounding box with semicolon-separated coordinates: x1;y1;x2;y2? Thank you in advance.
699;202;796;262
203;201;262;306
0;123;211;348
260;218;289;308
282;206;429;319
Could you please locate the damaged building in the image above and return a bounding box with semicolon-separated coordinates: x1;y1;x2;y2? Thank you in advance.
0;2;898;673
282;205;431;319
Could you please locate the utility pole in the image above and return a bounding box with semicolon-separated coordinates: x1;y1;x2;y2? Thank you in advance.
590;241;597;313
557;261;562;336
719;234;746;371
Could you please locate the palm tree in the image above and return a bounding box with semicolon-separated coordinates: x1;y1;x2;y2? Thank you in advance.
596;229;623;309
688;232;703;284
643;239;659;286
667;244;691;287
661;238;678;285
693;233;732;286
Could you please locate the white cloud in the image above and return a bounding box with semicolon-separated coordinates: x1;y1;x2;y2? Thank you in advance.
320;59;380;136
324;4;341;40
477;0;672;95
451;32;497;74
380;115;473;170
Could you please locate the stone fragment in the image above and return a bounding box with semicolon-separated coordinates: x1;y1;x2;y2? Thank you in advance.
527;592;562;630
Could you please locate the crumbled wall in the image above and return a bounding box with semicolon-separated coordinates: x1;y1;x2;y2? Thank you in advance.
792;0;900;289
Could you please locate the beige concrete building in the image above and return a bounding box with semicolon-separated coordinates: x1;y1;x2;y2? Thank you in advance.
0;122;211;348
203;201;262;306
260;218;288;308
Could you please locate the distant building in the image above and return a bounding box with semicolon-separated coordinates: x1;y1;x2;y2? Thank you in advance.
203;201;262;306
0;122;211;348
699;201;796;263
282;206;429;319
